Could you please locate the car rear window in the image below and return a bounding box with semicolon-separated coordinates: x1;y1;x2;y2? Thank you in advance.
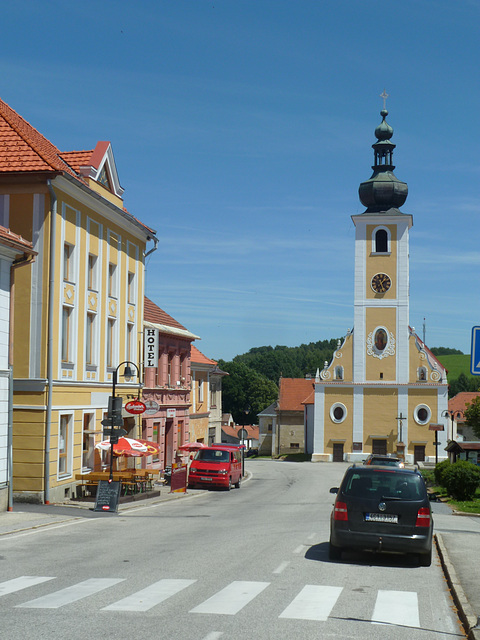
343;471;424;500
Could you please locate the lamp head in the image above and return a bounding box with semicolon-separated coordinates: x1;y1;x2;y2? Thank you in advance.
123;364;134;382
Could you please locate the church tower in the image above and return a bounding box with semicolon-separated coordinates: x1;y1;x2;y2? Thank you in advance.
310;99;448;464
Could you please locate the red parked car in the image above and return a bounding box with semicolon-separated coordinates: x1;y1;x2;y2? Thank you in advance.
188;446;242;491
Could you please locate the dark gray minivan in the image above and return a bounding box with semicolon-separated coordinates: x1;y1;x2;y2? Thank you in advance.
329;465;433;565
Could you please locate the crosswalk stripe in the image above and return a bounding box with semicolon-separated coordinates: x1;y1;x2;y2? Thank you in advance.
279;585;343;621
190;581;270;615
372;590;420;627
16;578;124;609
102;579;196;612
0;576;54;596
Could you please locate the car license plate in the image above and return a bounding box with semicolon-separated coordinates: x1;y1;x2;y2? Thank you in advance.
200;477;212;481
365;513;398;523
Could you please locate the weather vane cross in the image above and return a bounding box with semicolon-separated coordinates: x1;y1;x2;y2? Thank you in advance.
380;89;389;109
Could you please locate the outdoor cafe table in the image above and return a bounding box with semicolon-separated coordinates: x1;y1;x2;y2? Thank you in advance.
75;470;158;495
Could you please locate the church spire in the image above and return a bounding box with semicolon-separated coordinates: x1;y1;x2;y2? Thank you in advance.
358;93;408;214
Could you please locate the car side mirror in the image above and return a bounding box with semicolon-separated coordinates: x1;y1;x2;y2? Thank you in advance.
329;487;338;494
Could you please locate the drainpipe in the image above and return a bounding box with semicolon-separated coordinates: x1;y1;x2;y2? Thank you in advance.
45;180;57;504
7;253;36;511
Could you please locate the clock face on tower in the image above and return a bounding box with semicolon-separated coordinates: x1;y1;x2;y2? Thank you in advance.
371;272;391;293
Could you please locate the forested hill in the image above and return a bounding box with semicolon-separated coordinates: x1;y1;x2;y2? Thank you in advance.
230;338;341;383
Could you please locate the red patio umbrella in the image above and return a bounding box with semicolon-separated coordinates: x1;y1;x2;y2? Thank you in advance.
178;442;207;451
137;439;161;456
95;437;148;457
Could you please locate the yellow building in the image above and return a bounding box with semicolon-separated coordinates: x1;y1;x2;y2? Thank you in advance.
309;106;448;464
0;98;157;503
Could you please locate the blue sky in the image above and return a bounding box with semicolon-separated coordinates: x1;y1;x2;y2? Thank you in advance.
2;1;479;362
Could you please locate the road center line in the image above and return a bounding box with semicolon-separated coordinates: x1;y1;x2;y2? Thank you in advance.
273;561;290;574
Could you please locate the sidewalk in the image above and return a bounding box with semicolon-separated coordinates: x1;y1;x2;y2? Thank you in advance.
0;486;198;537
434;506;480;640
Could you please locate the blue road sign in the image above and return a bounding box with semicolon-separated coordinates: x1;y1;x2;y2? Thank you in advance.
471;326;480;375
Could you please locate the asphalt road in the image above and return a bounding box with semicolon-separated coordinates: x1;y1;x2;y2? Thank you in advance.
0;460;466;640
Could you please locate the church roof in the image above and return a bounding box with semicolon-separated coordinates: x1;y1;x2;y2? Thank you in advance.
358;100;408;214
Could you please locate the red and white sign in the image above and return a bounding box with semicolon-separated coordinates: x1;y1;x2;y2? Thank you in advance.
167;408;176;418
125;400;147;415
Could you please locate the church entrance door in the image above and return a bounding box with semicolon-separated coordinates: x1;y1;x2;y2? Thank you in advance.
414;445;425;464
333;443;344;462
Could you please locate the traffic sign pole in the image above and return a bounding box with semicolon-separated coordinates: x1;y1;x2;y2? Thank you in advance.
471;326;480;375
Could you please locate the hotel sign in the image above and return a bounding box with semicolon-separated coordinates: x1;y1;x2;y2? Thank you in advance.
144;328;158;368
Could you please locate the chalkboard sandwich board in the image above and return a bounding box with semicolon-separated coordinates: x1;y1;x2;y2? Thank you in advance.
94;480;121;513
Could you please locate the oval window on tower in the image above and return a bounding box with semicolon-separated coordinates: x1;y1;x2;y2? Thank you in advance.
375;228;388;253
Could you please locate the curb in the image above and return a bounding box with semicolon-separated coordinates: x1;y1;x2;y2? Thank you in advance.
435;533;480;639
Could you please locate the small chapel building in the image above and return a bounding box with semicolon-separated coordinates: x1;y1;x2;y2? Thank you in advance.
307;106;448;465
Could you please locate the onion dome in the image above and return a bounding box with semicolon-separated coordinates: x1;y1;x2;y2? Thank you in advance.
358;109;408;213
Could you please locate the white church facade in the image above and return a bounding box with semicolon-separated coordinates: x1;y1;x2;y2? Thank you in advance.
307;105;448;465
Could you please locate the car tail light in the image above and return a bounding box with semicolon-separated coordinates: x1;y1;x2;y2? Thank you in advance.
333;500;348;521
416;507;431;527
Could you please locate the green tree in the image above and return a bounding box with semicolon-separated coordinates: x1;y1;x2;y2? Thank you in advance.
464;396;480;439
431;347;464;356
449;373;480;398
218;360;278;424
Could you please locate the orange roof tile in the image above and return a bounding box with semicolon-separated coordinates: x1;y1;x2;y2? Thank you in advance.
0;98;77;176
191;344;217;366
278;378;315;411
144;296;189;332
449;392;480;417
222;424;259;439
60;150;95;173
0;224;34;253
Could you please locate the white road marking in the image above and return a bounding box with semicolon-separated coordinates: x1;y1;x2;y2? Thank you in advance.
279;584;343;621
0;576;54;596
306;532;316;541
293;545;307;554
273;561;290;574
201;633;223;640
190;581;270;615
102;578;196;611
372;590;420;627
17;578;124;609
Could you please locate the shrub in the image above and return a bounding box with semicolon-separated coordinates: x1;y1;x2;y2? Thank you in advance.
434;459;451;487
443;460;480;501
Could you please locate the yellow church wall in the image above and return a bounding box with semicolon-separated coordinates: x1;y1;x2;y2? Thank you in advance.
363;388;398;451
366;224;397;299
324;333;354;382
408;388;438;456
365;307;397;380
324;387;354;452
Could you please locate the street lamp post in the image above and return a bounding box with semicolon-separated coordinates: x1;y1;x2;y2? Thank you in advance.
106;361;140;481
441;409;463;443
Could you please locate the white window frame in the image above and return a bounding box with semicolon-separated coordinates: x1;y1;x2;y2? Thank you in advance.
371;225;391;254
58;413;74;478
330;403;347;424
88;253;98;291
414;404;431;425
86;312;96;366
106;318;116;369
62;306;73;363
